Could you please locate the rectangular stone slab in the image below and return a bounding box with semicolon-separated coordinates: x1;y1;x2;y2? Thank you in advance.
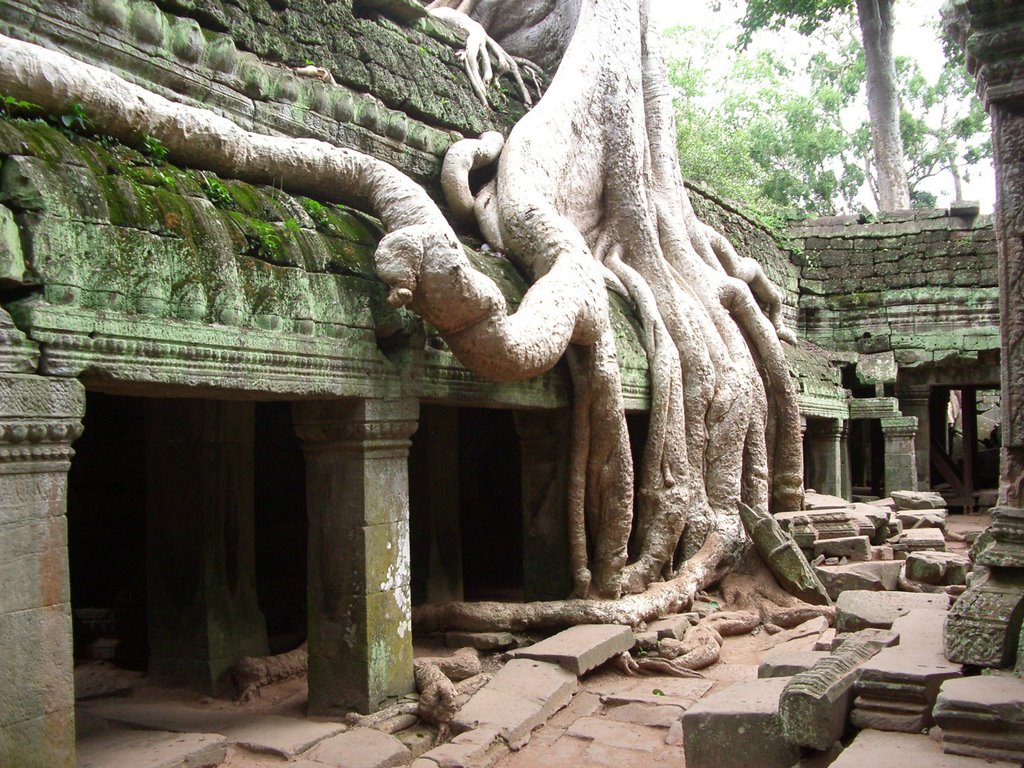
452;658;577;749
508;624;634;675
682;677;800;768
835;590;947;632
830;729;1017;768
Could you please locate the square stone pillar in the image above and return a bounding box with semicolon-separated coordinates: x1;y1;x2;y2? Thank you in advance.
881;416;918;497
514;409;572;601
897;385;932;491
293;398;417;715
145;400;268;696
805;418;845;498
0;374;83;768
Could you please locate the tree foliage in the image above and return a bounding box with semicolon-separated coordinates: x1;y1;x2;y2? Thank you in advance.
666;15;990;218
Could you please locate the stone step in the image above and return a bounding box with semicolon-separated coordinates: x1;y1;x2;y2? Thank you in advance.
830;728;1017;767
934;675;1024;764
851;644;962;732
452;658;577;749
507;624;634;676
681;677;800;768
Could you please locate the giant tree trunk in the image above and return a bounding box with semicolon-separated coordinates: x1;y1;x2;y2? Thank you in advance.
857;0;911;210
0;0;815;632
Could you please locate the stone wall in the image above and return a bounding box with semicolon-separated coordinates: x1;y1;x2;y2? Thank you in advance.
790;209;1000;371
1;0;528;193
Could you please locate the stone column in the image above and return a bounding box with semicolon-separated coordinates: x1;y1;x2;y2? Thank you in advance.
880;416;918;496
805;418;844;498
898;384;932;491
943;1;1024;672
293;398;417;715
0;374;83;768
145;400;268;697
514;409;572;601
839;420;852;500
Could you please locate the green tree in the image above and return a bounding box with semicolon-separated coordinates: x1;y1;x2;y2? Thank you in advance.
737;0;911;210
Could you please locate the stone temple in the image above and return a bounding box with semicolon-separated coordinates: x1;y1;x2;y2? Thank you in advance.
0;0;1022;766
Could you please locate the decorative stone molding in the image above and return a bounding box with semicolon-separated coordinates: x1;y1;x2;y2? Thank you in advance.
880;416;918;438
0;375;84;472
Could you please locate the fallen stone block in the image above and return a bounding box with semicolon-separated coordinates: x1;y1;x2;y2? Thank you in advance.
813;535;872;561
892;490;947;510
756;615;829;651
835;590;947;632
758;651;829;678
829;728;1017;768
508;624;634;675
831;628;899;653
452;659;577;749
780;639;879;750
682;677;800;768
934;675;1024;764
815;628;837;651
222;715;344;758
890;528;947;555
889;609;949;661
305;728;411;768
815;560;903;599
851;645;962;732
418;728;499;768
905;551;970;586
898;509;948;531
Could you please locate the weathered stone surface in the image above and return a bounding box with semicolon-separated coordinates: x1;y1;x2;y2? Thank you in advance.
892;490;947;510
738;501;832;606
75;730;228;768
934;675;1024;764
222;716;344;758
829;729;1016;768
597;677;713;710
0;204;24;283
605;702;684;728
897;509;948;531
815;560;903;600
682;677;800;768
945;571;1024;668
509;624;634;676
756;616;829;651
831;628;900;653
780;639;879;750
813;535;872;561
890;527;947;554
971;506;1024;569
835;590;947;632
568;716;668;752
305;727;411;768
851;643;962;732
452;659;577;749
905;551;970;585
758;651;829;678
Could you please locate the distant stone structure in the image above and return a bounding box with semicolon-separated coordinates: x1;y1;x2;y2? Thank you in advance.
0;0;1010;765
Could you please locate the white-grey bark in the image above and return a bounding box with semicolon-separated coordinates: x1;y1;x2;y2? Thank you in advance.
857;0;911;210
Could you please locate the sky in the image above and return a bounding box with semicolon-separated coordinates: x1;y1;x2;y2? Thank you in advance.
647;0;996;213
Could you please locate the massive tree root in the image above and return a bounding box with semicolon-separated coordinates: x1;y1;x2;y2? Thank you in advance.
416;0;807;628
0;0;811;638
